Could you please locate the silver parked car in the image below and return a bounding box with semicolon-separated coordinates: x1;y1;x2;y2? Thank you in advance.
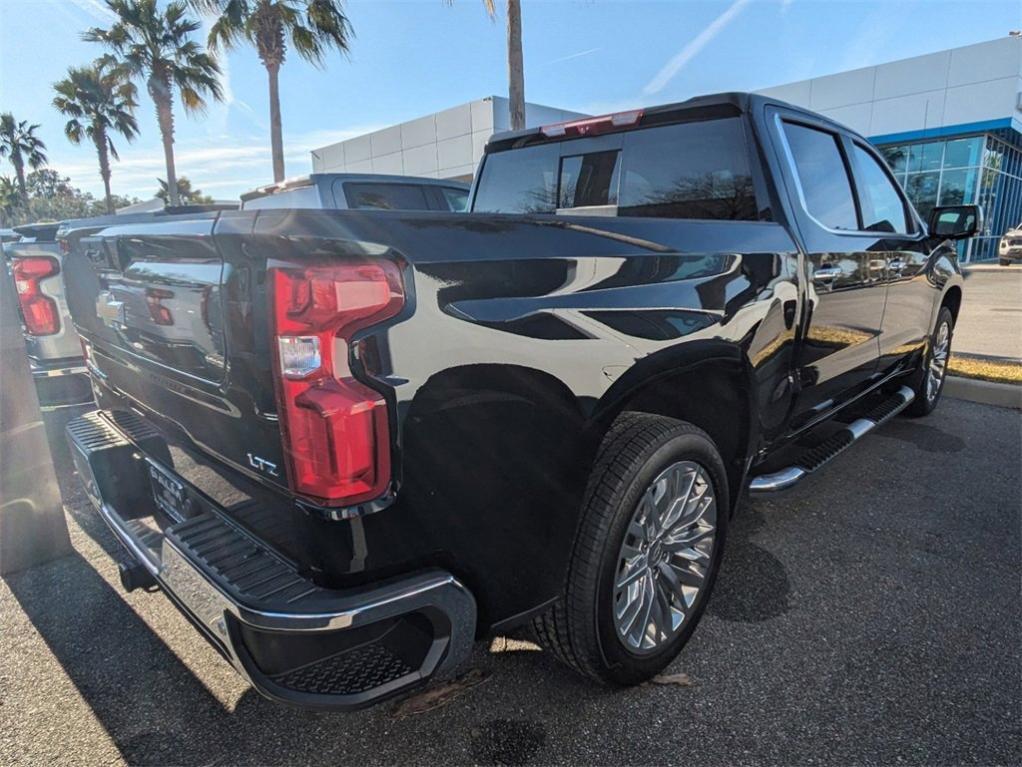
4;222;91;408
240;173;470;212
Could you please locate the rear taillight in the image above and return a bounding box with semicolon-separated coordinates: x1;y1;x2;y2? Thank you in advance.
11;256;60;336
270;261;404;506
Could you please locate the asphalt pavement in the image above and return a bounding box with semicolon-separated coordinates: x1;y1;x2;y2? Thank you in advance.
1;396;1019;766
957;264;1022;360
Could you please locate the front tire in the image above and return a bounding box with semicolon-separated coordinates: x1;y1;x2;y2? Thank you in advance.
533;412;729;685
906;306;954;417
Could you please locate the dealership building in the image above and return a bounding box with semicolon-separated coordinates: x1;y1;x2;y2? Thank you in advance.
312;36;1022;261
310;97;584;183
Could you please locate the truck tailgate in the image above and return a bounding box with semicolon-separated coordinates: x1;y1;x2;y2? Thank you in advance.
62;212;291;494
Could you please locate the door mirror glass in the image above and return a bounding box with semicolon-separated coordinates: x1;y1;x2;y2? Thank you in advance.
928;205;982;240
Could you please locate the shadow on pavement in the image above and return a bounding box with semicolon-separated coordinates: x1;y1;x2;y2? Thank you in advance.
3;550;240;765
707;509;792;623
3;521;590;765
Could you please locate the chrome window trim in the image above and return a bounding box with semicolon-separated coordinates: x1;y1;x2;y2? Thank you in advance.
773;113;924;242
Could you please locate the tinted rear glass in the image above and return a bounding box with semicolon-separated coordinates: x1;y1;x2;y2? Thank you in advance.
344;182;431;210
473;117;758;220
473;143;560;213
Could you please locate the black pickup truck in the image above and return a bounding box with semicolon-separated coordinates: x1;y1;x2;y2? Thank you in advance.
61;93;976;710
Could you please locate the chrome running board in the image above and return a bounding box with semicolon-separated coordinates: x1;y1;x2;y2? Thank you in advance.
749;385;915;493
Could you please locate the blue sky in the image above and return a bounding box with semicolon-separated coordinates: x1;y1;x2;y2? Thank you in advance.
1;0;1019;201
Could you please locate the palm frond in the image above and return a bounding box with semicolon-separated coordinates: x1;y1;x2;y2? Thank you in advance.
64;120;84;145
442;0;496;21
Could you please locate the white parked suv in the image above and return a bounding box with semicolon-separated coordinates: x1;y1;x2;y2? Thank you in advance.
999;222;1022;265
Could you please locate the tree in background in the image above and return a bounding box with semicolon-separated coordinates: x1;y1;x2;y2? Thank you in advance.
53;60;140;214
192;0;353;183
0;114;49;204
0;177;21;227
0;169;140;226
447;0;525;130
155;176;213;204
84;0;223;207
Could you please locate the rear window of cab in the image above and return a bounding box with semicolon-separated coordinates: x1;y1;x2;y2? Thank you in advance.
472;117;759;221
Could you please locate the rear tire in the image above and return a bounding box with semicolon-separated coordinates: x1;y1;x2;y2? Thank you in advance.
533;412;729;685
906;306;954;417
1000;258;1011;266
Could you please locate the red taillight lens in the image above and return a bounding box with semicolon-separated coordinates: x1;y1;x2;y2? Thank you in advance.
11;256;60;336
270;261;404;506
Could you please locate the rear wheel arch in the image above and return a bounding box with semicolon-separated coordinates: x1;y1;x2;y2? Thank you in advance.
589;355;753;512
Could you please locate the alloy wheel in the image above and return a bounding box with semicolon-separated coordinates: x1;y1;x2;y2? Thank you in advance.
612;460;717;654
927;320;950;402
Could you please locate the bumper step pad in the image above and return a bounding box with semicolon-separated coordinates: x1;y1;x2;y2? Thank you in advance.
66;409;476;710
274;643;416;696
166;513;323;609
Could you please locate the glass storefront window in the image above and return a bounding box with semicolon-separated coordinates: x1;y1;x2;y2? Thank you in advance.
944;137;983;169
880;145;908;175
876;130;1020;261
905;172;940;219
984;143;1004;170
909;142;943;173
938;167;978;206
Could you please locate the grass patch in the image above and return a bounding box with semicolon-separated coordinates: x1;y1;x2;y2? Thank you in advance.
949;354;1022;385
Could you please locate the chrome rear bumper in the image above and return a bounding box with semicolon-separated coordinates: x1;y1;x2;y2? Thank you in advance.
67;410;476;710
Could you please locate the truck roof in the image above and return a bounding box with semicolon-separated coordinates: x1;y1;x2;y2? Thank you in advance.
485;91;821;153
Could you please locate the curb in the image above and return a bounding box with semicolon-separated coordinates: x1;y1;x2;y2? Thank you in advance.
944;376;1022;409
953;350;1022;365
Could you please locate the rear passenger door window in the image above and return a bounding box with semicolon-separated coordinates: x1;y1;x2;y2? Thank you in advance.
781;122;858;231
848;143;910;234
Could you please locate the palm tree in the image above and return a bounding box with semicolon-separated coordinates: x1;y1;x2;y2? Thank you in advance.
0;114;48;204
53;61;139;214
192;0;353;183
449;0;525;130
83;0;223;207
155;176;212;204
503;0;525;131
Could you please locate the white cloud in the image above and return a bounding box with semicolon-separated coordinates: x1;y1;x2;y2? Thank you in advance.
643;0;751;95
66;0;119;23
61;124;387;200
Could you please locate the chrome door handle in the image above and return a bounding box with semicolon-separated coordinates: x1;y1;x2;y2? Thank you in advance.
812;265;842;282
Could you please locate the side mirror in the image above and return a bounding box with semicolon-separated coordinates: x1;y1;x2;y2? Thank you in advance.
928;204;983;240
